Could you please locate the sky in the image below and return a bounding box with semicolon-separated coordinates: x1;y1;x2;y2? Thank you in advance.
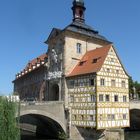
0;0;140;95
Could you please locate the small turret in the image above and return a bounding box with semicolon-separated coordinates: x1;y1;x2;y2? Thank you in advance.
72;0;86;23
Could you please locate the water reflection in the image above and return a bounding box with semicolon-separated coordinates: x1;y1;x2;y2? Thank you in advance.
125;131;140;140
21;131;54;140
22;130;140;140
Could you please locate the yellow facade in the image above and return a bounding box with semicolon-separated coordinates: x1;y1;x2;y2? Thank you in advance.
96;46;129;129
67;45;130;129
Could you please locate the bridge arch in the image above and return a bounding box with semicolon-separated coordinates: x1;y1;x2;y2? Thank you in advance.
128;109;140;131
20;109;66;133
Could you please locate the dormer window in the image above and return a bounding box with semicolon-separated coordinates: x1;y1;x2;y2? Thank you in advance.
92;57;101;63
92;58;97;63
79;61;86;66
76;43;82;54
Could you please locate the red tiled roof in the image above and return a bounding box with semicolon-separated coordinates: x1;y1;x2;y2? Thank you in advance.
25;53;47;69
15;53;48;80
67;45;111;77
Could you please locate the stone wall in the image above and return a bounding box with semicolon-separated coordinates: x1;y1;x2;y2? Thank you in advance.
70;126;124;140
105;129;124;140
64;33;103;76
70;126;105;140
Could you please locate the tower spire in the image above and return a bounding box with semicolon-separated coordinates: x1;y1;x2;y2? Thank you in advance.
72;0;86;23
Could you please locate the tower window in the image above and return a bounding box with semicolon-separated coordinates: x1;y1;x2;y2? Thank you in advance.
76;43;82;54
79;10;83;18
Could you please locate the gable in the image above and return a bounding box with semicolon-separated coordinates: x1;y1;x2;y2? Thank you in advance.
45;28;62;44
98;46;129;78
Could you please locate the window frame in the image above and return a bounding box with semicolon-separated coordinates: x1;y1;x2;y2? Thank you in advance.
111;79;116;87
90;79;95;86
70;95;74;103
121;80;126;88
76;43;82;54
114;95;119;102
99;94;104;102
105;94;110;102
123;95;127;102
69;80;74;88
100;78;105;86
91;94;96;102
123;114;127;120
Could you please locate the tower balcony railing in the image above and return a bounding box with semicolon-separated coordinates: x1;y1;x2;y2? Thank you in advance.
20;100;64;106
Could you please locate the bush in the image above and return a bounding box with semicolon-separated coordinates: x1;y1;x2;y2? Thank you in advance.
58;131;67;140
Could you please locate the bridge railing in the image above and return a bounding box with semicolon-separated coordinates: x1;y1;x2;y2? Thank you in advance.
20;101;64;106
130;100;140;103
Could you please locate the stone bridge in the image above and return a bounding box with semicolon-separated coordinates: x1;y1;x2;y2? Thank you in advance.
19;101;67;139
129;101;140;131
130;101;140;110
18;100;140;138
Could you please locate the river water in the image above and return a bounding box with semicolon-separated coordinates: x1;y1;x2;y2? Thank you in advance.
21;131;140;140
125;131;140;140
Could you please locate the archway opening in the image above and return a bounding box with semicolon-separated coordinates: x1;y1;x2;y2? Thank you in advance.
51;84;59;101
127;109;140;131
20;114;65;140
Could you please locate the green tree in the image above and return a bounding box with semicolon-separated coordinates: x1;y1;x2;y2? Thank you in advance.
134;81;140;98
129;77;134;99
0;97;20;140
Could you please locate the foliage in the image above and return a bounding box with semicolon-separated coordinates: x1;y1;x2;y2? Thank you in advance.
13;92;19;96
129;77;140;99
129;77;134;95
134;81;140;94
0;97;20;140
58;131;67;140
